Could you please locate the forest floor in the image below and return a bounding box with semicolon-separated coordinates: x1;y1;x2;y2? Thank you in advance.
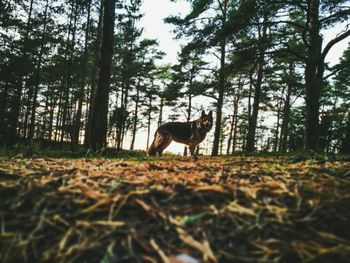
0;155;350;263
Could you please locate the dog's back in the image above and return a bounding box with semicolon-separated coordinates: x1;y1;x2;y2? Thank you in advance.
158;122;193;143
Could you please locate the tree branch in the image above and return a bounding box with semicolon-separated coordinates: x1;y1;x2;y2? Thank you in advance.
322;29;350;61
323;60;350;80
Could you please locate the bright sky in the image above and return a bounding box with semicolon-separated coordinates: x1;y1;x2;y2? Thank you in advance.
139;0;190;65
128;0;350;155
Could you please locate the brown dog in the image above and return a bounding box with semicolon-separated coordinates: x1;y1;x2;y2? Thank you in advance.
147;110;213;159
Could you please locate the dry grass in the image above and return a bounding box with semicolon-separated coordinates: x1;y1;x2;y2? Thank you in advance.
0;156;350;263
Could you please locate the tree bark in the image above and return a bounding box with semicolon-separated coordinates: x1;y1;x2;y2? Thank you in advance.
304;0;322;151
90;0;115;151
211;0;227;156
341;116;350;154
280;63;293;152
245;14;268;152
0;85;8;143
84;0;103;148
72;0;92;150
60;1;78;145
227;78;241;155
231;80;241;154
274;101;282;152
183;81;192;156
28;0;49;140
130;78;140;150
8;0;34;145
146;95;152;149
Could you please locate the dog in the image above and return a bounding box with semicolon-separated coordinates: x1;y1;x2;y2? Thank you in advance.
147;110;213;159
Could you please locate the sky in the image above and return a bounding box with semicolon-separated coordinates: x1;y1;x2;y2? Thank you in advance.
128;0;350;154
139;0;190;65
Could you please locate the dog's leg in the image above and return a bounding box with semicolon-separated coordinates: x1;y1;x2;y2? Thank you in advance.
147;131;161;157
195;146;199;156
156;134;172;156
189;144;199;160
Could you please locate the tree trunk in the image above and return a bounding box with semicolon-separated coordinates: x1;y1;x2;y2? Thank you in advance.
158;96;164;127
84;0;103;148
274;102;282;152
232;106;239;153
48;92;55;141
183;84;192;156
245;14;268;152
226;113;234;155
280;63;293;152
227;78;241;155
340;116;350;154
130;77;141;150
304;0;322;151
211;0;227;156
244;69;253;151
146;95;152;149
8;0;34;145
0;85;8;143
72;0;92;150
54;88;63;142
90;0;115;151
231;81;241;154
60;1;77;145
211;39;226;156
28;0;49;140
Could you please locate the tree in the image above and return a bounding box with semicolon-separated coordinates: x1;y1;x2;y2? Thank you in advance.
71;0;93;150
245;12;269;152
128;39;163;150
279;0;350;150
166;0;256;156
90;0;116;151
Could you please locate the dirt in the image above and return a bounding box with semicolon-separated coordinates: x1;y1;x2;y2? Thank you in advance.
0;156;350;263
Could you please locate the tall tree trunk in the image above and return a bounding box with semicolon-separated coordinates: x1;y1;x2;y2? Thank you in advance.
146;95;152;149
48;92;56;141
232;80;241;154
274;99;283;152
90;0;115;151
8;0;34;145
325;95;339;153
60;1;77;144
245;14;268;152
280;64;293;152
227;78;241;155
304;0;322;151
84;1;103;148
211;43;226;156
54;88;63;142
231;105;239;153
244;69;254;151
183;82;192;156
158;96;164;127
72;0;92;150
227;113;235;155
28;0;49;140
211;0;227;156
340;116;350;154
0;85;8;143
130;77;141;150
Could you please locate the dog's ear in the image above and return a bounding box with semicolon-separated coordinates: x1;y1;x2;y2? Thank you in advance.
208;111;213;118
201;110;206;118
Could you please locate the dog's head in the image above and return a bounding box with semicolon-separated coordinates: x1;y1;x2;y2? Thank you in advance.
199;110;213;131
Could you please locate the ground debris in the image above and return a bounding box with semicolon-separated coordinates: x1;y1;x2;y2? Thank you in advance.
0;156;350;262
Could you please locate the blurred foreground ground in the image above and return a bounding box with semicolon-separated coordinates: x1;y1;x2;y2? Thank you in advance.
1;156;350;263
